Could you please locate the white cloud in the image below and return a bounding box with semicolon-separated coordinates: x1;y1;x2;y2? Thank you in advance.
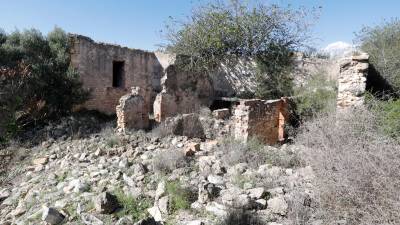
321;41;354;59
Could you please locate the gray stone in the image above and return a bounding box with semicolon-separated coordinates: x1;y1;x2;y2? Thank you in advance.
267;196;288;216
248;187;266;199
81;213;104;225
94;192;120;214
42;207;65;225
147;206;163;222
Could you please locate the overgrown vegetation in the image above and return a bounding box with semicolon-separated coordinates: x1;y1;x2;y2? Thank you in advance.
152;149;188;174
293;69;337;121
114;189;152;220
165;180;195;214
0;27;88;143
163;0;315;99
296;108;400;224
358;19;400;92
365;93;400;141
219;136;265;169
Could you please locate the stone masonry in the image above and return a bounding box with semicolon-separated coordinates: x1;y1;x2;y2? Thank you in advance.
337;53;369;110
116;87;149;131
153;64;214;122
69;34;164;115
232;98;289;145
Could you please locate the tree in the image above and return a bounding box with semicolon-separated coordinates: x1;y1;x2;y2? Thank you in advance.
357;19;400;93
163;0;315;99
0;27;88;142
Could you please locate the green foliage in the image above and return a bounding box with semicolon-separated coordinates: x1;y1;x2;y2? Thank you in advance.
165;180;194;214
358;19;400;91
294;70;337;121
114;189;152;220
366;94;400;140
0;27;88;141
164;0;314;99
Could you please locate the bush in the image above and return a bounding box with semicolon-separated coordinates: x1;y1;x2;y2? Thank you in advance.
152;149;187;174
0;27;88;141
294;69;337;121
165;180;196;214
296;108;400;224
358;19;400;91
114;189;152;220
219;136;265;169
366;94;400;141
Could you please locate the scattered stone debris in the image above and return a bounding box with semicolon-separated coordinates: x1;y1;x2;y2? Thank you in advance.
42;207;66;225
94;192;120;214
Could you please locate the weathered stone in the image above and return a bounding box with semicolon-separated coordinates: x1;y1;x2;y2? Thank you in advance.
212;108;230;120
163;114;206;139
267;196;288;216
69;34;163;115
81;213;104;225
147;206;163;222
94;192;120;214
248;187;266;199
32;157;48;166
184;142;200;156
337;53;369;111
116;87;150;131
153;64;214;122
232;98;289;145
42;207;65;225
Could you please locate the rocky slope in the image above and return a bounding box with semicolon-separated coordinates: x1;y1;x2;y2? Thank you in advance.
0;114;317;225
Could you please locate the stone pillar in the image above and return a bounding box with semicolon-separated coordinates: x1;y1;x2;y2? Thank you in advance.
232;98;289;145
116;87;149;131
337;53;369;111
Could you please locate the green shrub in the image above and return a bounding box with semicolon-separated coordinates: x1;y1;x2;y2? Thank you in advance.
217;209;266;225
358;19;400;91
366;94;400;140
165;180;195;214
0;27;89;141
294;70;337;121
114;189;152;220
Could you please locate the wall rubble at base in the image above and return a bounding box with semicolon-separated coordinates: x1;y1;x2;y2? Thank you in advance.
232;98;289;145
337;53;369;111
116;87;150;131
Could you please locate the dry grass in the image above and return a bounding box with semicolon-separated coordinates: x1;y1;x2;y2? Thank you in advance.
296;108;400;225
152;149;187;174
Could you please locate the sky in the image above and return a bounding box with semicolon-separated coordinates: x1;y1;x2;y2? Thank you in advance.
0;0;399;51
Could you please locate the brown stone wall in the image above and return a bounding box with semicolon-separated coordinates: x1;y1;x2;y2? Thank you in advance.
69;34;163;115
232;98;289;145
116;87;149;131
153;65;214;122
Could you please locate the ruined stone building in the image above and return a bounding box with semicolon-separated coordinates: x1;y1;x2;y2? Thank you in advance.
68;35;300;145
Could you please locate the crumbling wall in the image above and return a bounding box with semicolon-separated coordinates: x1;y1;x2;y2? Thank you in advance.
232;98;289;145
69;34;163;115
337;53;369;110
153;65;214;122
116;87;150;131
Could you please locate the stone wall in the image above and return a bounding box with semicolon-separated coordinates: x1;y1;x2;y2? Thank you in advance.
153;65;214;122
337;53;369;110
232;98;289;145
69;34;164;115
116;87;149;131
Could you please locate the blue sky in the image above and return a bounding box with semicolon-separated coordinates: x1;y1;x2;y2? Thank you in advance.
0;0;399;50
